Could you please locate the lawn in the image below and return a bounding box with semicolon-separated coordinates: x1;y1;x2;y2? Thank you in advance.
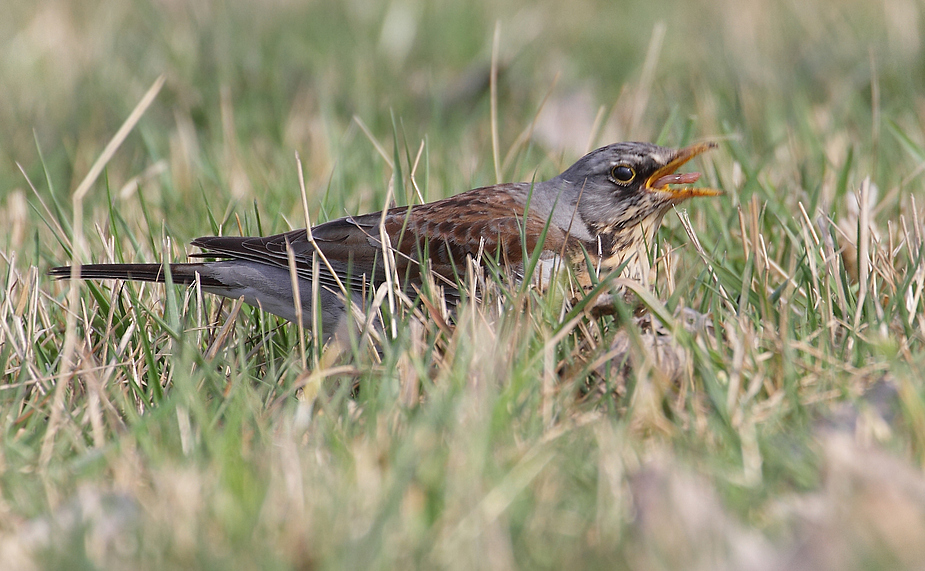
2;0;925;568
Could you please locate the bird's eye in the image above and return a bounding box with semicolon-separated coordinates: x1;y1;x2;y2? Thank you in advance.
611;165;635;184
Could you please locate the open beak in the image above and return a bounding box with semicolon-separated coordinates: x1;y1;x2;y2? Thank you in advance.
645;141;722;199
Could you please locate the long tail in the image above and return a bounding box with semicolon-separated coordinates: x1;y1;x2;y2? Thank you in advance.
48;263;226;288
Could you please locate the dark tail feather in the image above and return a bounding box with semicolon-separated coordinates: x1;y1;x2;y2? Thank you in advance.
48;263;225;287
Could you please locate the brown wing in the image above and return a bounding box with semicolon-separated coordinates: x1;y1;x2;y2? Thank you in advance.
191;183;572;294
383;183;571;279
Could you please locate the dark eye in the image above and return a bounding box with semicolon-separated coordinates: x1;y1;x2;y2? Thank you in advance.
611;165;635;184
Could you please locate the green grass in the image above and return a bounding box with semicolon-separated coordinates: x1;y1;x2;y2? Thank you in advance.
3;0;925;568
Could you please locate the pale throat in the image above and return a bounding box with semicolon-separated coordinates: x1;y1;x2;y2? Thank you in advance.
603;207;672;286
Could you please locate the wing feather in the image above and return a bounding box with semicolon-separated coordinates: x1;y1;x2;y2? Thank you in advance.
190;183;573;295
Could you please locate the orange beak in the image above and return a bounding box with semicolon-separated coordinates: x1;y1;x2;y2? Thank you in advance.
645;141;722;199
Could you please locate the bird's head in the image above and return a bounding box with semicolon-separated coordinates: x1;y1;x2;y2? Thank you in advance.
557;141;721;236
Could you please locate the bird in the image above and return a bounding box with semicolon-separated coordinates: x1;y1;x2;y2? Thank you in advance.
50;141;720;340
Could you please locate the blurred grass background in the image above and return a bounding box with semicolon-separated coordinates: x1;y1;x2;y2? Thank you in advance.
3;0;925;568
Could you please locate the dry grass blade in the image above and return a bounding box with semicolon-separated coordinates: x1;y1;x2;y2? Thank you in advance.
43;74;166;470
854;177;872;331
